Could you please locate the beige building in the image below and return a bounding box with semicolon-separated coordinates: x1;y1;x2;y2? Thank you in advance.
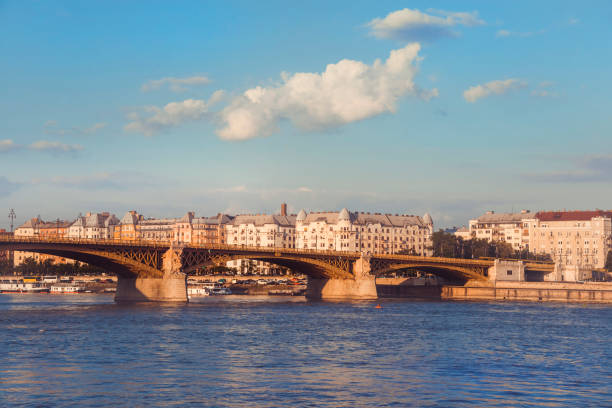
139;217;177;242
462;210;531;250
295;208;433;255
67;212;119;240
224;207;296;274
14;217;73;266
525;211;612;270
114;211;143;241
174;212;232;245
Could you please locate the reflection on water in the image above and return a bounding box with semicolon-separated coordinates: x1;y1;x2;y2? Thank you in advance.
0;294;610;407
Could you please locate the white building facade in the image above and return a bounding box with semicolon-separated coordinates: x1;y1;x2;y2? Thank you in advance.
224;213;297;274
67;212;119;240
295;209;433;256
525;211;612;270
463;210;532;250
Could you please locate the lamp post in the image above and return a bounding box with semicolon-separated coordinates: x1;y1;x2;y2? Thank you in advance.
8;209;16;233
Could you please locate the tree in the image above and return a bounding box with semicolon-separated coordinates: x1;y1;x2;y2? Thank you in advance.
431;229;549;261
606;250;612;271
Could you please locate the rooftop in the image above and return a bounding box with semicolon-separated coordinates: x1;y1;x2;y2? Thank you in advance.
536;210;612;222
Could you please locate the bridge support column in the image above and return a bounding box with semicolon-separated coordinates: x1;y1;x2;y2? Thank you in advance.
305;256;377;300
115;247;188;302
115;275;188;302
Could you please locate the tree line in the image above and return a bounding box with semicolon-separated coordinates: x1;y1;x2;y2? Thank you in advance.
0;257;107;276
428;230;552;261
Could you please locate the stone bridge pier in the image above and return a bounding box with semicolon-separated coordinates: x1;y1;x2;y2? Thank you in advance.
115;247;188;302
305;256;378;300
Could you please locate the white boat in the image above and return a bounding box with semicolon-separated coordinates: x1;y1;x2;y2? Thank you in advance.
209;287;231;295
187;286;210;296
50;284;85;294
0;280;50;294
187;282;232;297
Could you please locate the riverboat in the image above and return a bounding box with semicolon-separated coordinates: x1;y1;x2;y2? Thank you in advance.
209;287;231;295
50;284;85;294
187;286;211;296
187;283;232;297
0;280;50;294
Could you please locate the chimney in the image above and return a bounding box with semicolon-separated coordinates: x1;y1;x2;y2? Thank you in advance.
280;203;287;216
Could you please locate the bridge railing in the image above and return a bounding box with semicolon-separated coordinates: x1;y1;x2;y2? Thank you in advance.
0;236;554;268
0;236;363;258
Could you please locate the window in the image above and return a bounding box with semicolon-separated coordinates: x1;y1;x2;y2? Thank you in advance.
507;270;513;276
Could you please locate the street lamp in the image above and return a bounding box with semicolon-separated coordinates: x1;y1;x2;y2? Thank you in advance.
8;209;16;233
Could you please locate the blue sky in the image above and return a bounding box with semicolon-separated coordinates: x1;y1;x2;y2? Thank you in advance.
1;1;611;229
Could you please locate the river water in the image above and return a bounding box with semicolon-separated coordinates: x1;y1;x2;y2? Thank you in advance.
0;294;610;407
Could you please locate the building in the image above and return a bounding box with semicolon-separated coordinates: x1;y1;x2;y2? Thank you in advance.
525;210;612;271
13;217;73;266
114;211;143;241
174;212;233;245
224;207;297;274
462;210;532;250
67;212;119;240
295;209;433;255
139;217;177;242
454;226;471;241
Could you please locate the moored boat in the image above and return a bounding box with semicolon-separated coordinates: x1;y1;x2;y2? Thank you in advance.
0;280;50;294
50;284;85;294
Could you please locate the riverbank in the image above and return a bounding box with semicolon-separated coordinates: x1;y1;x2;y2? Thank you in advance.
441;281;612;303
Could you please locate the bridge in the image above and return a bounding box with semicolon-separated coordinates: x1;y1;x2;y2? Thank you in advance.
0;237;554;301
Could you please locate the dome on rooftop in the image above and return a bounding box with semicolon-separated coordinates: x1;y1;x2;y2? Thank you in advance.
297;209;307;221
423;213;433;225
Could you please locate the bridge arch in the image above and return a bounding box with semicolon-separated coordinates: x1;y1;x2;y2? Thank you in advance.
180;253;353;279
1;243;164;278
372;263;487;283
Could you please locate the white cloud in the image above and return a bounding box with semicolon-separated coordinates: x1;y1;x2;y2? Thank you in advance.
0;176;21;198
531;90;555;97
496;29;511;37
463;78;527;103
43;171;158;190
28;141;83;153
1;139;84;154
44;121;107;136
124;91;225;136
217;43;435;140
530;81;557;98
367;8;484;41
141;76;211;92
0;139;20;152
211;185;248;193
296;187;313;193
495;29;543;38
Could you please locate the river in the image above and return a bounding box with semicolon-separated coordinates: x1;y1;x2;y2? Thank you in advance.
0;294;610;407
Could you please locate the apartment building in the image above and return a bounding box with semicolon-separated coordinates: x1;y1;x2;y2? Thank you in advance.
295;208;433;255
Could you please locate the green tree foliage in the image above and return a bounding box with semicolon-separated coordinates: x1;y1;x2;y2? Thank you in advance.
605;251;612;271
431;230;551;261
12;257;108;276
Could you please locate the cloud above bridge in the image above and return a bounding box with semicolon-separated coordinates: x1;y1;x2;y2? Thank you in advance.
216;43;436;140
0;139;83;154
0;176;21;198
367;8;485;42
463;78;527;103
141;75;211;92
123;44;436;140
44;120;107;136
124;91;225;136
526;155;612;183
